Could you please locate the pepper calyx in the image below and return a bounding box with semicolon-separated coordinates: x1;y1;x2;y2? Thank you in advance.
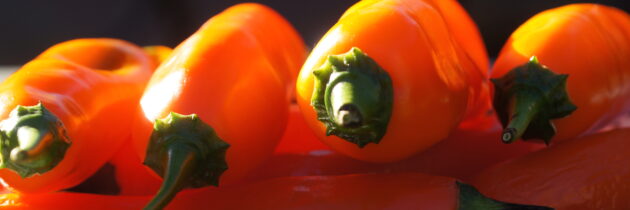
311;47;393;148
492;56;577;144
0;103;70;178
143;112;229;210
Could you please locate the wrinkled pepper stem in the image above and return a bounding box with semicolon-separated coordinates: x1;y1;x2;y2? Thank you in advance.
311;47;393;148
143;112;229;210
457;182;552;210
492;56;576;144
501;92;542;143
0;103;70;177
145;143;198;210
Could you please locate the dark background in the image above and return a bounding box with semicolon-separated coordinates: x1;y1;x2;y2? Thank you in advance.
0;0;628;65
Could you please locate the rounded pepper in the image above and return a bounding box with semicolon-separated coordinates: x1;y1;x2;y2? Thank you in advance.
473;127;630;209
0;38;155;193
490;3;630;144
0;173;551;210
295;0;489;162
128;3;305;209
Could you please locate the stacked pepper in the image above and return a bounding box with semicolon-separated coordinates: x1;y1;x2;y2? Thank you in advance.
1;1;630;210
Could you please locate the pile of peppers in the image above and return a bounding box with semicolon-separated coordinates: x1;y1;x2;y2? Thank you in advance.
1;1;630;210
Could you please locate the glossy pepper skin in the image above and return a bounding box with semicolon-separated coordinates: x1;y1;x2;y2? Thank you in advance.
473;127;630;209
251;113;541;183
107;46;173;196
491;4;630;144
296;0;489;162
129;3;306;208
142;46;173;65
0;38;155;193
0;173;551;210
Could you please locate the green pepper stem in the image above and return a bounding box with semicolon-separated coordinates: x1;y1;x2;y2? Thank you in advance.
311;47;393;147
336;104;362;128
502;92;542;143
0;103;70;178
142;112;229;210
145;143;198;210
10;126;50;162
457;182;553;210
492;56;576;144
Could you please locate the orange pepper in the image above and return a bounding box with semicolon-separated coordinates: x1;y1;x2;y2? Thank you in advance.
0;38;155;193
490;3;630;144
0;173;551;210
272;104;329;155
127;3;305;208
295;0;489;162
107;46;174;196
473;127;630;209
59;104;325;195
109;135;162;196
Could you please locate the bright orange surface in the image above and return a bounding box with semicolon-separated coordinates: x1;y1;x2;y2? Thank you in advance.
491;4;630;143
296;0;489;162
0;38;155;193
131;3;306;186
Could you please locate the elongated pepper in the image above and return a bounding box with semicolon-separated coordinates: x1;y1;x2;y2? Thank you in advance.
129;3;305;209
0;38;155;193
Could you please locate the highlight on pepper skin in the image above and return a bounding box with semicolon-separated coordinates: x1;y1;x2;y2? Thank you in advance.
296;0;489;163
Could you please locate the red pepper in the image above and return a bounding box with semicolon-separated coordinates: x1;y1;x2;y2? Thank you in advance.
0;38;155;193
251;113;542;183
123;3;306;209
0;173;551;210
473;127;630;209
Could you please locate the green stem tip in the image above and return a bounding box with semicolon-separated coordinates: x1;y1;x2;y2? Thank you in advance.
311;47;393;148
491;56;577;144
143;112;229;210
457;182;553;210
0;102;70;178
